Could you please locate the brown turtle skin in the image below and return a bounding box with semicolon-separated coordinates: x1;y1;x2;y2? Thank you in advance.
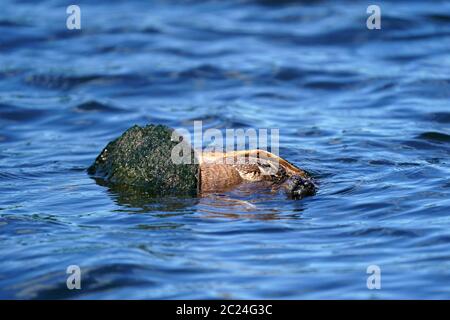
198;150;316;199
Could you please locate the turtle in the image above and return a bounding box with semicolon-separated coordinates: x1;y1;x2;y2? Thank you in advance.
198;149;316;199
88;124;316;199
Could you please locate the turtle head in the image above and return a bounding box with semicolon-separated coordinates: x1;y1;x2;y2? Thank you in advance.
285;175;316;200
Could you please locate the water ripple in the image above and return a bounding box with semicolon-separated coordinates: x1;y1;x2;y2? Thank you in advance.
0;0;449;299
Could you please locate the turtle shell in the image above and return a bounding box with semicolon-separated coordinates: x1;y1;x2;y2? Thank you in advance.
88;124;199;196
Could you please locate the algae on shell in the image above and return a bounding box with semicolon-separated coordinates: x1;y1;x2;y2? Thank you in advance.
88;124;199;196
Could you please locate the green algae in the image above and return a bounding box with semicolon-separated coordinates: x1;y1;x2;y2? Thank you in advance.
88;125;199;196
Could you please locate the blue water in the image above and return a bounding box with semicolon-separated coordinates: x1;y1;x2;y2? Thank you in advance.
1;0;450;299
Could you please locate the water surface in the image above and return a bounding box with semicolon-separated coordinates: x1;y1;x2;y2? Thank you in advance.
1;0;450;299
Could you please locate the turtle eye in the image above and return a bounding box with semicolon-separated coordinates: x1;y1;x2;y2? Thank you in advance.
258;161;280;176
